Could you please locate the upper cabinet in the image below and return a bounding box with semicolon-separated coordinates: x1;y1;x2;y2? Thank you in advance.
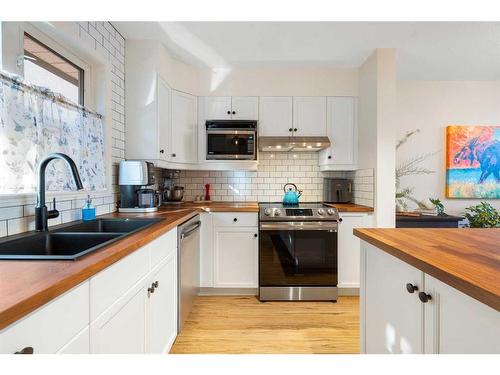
204;96;258;120
293;97;327;136
157;78;172;162
171;90;198;164
259;97;293;136
319;97;357;171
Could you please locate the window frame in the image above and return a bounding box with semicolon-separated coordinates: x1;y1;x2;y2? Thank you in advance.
21;23;93;109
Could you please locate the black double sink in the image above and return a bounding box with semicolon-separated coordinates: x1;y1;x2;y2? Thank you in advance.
0;218;162;261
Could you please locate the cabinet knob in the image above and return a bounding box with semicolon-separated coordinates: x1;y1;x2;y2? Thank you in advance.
418;291;432;303
328;155;332;159
147;285;155;297
289;128;293;132
159;149;164;154
227;111;231;115
232;111;236;115
153;281;159;289
294;128;298;132
233;217;238;222
254;233;258;238
406;283;419;294
14;347;34;354
172;153;176;157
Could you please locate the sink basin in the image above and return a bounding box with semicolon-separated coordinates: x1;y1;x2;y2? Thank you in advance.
0;232;122;260
0;218;163;260
54;218;162;234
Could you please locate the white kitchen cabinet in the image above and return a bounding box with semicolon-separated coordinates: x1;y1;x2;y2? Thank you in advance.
293;96;327;136
423;274;500;354
203;96;258;120
0;282;89;354
171;90;198;164
258;96;293;136
231;96;259;120
338;213;370;289
148;250;178;354
213;226;259;288
158;77;172;162
90;277;149;354
319;97;357;170
361;241;500;354
204;96;232;119
361;243;424;354
56;326;90;354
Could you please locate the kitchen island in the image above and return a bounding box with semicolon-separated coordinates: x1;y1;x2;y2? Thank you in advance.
354;228;500;354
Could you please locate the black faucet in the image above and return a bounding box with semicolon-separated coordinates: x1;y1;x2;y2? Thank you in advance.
35;153;84;231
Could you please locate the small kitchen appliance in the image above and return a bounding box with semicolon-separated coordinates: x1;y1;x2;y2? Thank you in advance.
118;160;159;213
206;120;257;160
323;178;353;204
259;202;340;301
282;183;302;206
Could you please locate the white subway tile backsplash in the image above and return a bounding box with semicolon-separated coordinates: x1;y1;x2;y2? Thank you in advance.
0;206;24;221
0;221;6;237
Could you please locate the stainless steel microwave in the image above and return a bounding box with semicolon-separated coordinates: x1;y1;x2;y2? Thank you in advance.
206;120;257;160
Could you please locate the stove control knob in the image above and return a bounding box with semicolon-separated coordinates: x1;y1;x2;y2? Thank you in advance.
274;210;281;216
317;208;325;215
327;208;335;215
264;208;272;216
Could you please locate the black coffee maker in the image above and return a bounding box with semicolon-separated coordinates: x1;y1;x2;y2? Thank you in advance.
118;160;160;212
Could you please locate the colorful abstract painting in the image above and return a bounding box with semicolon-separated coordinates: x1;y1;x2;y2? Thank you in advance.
446;125;500;198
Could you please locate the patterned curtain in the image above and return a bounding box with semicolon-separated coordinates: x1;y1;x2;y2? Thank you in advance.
0;71;106;194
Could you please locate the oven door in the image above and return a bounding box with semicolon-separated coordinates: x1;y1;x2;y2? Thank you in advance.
206;130;256;160
259;221;338;287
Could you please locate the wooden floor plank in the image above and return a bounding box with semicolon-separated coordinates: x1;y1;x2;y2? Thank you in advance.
170;296;359;354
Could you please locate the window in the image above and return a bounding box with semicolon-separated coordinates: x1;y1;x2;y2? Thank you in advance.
23;33;84;105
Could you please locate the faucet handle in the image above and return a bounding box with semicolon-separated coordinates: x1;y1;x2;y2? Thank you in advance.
48;198;59;219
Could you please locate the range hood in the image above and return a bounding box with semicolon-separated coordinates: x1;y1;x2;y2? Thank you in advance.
258;136;331;152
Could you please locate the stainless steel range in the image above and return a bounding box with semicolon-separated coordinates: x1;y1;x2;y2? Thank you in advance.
258;203;340;301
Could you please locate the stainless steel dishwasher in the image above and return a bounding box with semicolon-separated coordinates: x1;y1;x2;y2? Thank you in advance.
177;215;201;332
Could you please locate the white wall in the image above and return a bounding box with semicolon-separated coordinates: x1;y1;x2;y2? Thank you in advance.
198;67;358;97
358;49;397;227
397;80;500;215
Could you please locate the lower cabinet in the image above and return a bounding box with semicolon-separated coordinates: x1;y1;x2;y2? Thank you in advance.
148;251;178;354
0;228;178;354
361;241;500;354
213;226;259;288
337;213;371;289
90;278;149;354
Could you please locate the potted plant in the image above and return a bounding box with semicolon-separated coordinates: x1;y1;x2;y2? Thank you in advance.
464;202;500;228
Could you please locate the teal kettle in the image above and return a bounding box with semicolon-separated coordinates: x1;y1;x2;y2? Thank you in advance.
282;183;302;206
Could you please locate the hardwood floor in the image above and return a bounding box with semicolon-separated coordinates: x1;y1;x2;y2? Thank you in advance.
170;296;359;354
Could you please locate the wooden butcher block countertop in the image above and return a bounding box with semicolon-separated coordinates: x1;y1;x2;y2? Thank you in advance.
0;201;260;331
354;228;500;311
324;203;374;213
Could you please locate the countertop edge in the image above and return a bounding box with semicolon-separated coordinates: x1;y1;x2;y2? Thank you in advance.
0;209;200;331
353;228;500;312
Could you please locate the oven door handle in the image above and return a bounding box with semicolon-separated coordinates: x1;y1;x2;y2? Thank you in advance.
206;130;256;135
259;222;338;231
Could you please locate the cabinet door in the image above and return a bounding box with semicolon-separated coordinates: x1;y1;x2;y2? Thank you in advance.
293;97;327;136
259;97;293;136
205;96;232;119
213;227;258;288
361;242;424;354
320;97;356;166
338;213;369;289
423;274;500;354
90;278;148;354
56;326;90;354
171;90;198;163
157;77;172;161
200;212;214;287
231;96;259;120
148;251;178;354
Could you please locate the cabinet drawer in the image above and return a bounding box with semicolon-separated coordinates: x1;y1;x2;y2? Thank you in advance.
149;228;177;268
90;245;149;320
212;212;257;227
0;282;89;354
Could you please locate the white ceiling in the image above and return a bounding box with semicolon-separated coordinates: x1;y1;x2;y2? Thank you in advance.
115;22;500;80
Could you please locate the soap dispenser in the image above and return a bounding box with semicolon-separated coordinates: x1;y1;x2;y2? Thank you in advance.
82;195;96;221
